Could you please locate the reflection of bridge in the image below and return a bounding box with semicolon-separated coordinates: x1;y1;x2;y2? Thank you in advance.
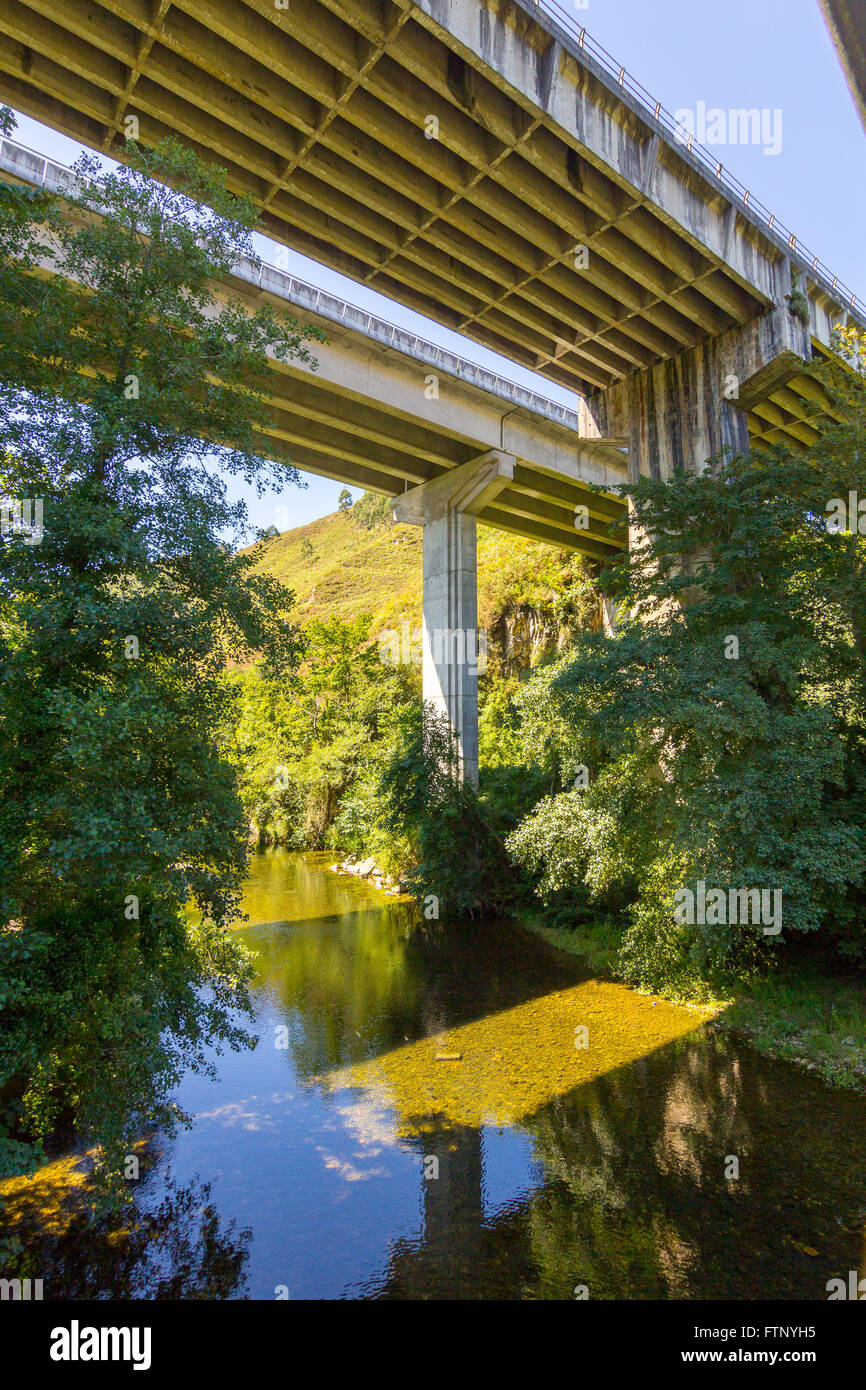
1;0;862;780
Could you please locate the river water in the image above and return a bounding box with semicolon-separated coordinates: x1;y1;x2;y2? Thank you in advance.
12;849;866;1299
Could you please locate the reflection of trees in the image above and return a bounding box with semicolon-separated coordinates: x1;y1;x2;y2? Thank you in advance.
374;1029;866;1301
523;1031;866;1299
4;1174;251;1299
249;903;424;1080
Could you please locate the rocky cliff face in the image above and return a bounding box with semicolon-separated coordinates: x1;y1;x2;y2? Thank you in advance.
492;603;558;672
490;596;604;674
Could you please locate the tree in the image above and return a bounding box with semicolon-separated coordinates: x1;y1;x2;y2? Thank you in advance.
233;614;416;853
338;488;353;514
351;489;394;531
300;537;315;561
0;113;323;1185
508;345;866;992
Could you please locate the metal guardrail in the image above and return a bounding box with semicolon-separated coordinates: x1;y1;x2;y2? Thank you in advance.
533;0;863;317
251;261;584;425
0;136;587;432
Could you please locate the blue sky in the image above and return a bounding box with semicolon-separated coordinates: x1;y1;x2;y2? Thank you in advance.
4;0;863;537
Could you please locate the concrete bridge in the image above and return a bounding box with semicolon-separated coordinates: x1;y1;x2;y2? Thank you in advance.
2;134;630;783
0;0;862;780
821;0;866;134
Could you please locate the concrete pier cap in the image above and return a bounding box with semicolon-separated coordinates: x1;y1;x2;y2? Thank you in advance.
392;451;516;786
587;305;812;481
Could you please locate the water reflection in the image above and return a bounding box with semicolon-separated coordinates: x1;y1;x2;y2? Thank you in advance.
6;849;866;1300
1;1163;251;1299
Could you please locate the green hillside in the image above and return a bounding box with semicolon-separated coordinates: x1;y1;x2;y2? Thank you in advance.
248;500;600;666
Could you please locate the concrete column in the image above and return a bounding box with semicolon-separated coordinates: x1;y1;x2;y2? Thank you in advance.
587;305;812;481
422;508;480;782
393;450;515;786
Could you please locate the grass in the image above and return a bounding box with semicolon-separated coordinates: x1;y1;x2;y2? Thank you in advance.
716;964;866;1091
247;506;583;642
523;911;622;977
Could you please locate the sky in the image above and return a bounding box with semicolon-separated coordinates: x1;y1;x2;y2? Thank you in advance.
4;0;864;538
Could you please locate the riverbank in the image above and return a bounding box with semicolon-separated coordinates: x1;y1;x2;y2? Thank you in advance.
525;913;866;1093
328;853;410;897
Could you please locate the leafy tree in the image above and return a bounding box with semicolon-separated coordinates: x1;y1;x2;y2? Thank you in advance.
337;488;353;514
376;704;520;917
0;115;322;1184
509;344;866;992
351;490;394;531
234;615;417;854
300;536;315;562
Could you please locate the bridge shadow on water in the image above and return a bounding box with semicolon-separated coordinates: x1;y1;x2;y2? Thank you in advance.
6;851;866;1300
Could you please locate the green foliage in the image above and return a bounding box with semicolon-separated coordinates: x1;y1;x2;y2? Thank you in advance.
509;399;866;991
786;267;811;329
337;488;353;514
0;124;320;1185
234;615;417;855
234;627;535;917
350;490;394;531
376;705;521;918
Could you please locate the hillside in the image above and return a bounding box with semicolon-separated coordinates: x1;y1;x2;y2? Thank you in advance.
248;499;601;669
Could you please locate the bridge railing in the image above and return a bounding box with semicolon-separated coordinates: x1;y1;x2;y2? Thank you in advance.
250;261;584;428
532;0;863;320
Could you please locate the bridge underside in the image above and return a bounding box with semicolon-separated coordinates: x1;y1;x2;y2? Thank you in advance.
821;0;866;135
0;0;765;394
242;269;630;561
0;0;858;403
746;362;847;451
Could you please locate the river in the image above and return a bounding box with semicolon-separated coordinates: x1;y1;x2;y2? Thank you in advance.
12;849;866;1299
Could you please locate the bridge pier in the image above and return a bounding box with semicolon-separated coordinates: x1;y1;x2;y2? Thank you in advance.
393;451;515;787
588;305;812;480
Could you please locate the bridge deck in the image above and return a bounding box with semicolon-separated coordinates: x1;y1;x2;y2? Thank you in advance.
0;135;629;559
0;0;860;408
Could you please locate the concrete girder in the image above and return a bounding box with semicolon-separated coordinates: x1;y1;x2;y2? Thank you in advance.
5;0;856;405
591;305;812;478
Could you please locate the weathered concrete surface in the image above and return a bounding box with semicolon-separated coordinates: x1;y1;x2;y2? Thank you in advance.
0;0;858;408
821;0;866;134
592;305;813;479
394;452;516;785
